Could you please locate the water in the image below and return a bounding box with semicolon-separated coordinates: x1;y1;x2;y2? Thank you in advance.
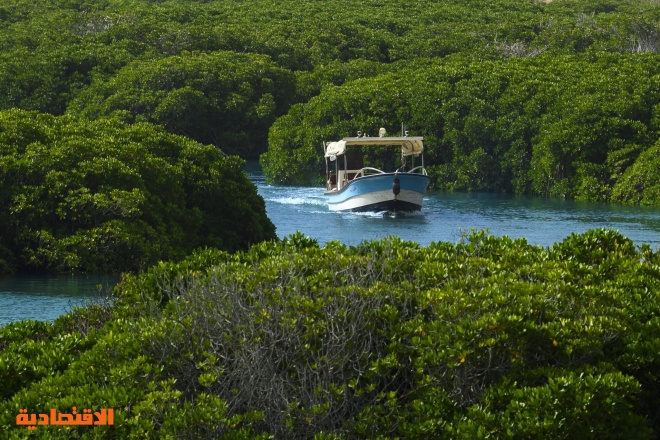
248;164;660;248
2;164;660;326
0;274;118;327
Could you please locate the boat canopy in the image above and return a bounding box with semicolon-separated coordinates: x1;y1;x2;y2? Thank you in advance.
324;136;424;158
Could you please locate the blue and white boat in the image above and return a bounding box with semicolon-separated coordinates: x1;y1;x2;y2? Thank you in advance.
324;130;430;212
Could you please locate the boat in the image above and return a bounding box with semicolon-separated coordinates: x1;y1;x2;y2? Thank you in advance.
323;129;430;212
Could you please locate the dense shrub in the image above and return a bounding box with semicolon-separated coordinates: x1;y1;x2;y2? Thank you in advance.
1;230;658;438
0;0;659;202
67;51;296;158
262;53;660;206
0;109;276;274
611;142;660;205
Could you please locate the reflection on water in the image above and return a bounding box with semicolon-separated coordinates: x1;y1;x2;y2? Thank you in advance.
0;274;118;326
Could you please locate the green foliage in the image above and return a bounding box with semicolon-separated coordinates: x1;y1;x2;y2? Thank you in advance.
1;0;660;173
1;230;658;438
68;51;296;158
263;52;660;204
459;368;650;439
0;109;275;273
3;2;660;434
611;142;660;205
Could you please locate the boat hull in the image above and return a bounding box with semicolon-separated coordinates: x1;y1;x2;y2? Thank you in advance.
325;173;430;212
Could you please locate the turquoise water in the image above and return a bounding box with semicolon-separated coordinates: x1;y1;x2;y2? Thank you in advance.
0;274;118;327
249;165;660;248
2;165;660;326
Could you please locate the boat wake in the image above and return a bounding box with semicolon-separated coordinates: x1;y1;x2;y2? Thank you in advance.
268;195;326;207
259;185;327;209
